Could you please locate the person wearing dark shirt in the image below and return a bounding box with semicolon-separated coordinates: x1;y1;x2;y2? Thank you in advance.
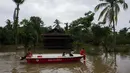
62;52;66;56
69;49;74;56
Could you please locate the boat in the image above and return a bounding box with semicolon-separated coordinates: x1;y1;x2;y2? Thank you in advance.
26;54;83;63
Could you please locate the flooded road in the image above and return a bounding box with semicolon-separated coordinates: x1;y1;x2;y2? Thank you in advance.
0;50;130;73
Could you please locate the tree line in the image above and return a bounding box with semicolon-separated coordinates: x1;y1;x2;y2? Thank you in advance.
0;0;129;53
0;11;130;50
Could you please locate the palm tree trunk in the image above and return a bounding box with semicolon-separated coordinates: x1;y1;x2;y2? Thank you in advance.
15;4;20;46
111;4;116;52
113;21;116;52
113;18;117;70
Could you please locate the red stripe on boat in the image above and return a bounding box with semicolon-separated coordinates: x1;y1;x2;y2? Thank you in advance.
37;56;42;58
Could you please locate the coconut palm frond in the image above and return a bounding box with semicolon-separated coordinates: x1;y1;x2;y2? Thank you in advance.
20;0;25;4
95;3;108;12
53;19;62;29
107;9;114;26
13;0;25;5
118;0;124;4
114;4;120;25
102;9;109;24
13;0;20;4
118;0;128;10
99;0;104;1
115;3;120;14
54;19;61;25
98;6;109;20
123;2;128;10
95;0;128;27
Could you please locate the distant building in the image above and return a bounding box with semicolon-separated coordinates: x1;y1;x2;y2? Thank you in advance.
43;27;73;49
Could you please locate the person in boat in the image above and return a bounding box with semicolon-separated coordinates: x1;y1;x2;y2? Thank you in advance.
20;48;32;60
62;52;66;56
80;48;86;60
69;49;75;56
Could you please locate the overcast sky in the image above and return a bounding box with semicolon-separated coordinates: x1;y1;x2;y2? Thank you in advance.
0;0;130;31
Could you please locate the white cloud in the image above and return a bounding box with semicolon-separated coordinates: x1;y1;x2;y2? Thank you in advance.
0;0;130;31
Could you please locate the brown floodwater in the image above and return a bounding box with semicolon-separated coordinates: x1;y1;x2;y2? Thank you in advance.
0;49;130;73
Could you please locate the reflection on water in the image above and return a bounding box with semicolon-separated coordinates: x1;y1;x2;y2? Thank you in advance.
0;51;130;73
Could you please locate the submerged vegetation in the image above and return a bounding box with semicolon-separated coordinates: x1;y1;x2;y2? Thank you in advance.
0;0;129;54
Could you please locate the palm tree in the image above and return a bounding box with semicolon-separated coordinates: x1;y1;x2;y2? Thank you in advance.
13;0;25;45
54;19;61;29
64;22;69;32
95;0;128;50
6;19;13;30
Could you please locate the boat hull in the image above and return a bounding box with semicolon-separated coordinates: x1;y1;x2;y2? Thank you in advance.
26;54;83;63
